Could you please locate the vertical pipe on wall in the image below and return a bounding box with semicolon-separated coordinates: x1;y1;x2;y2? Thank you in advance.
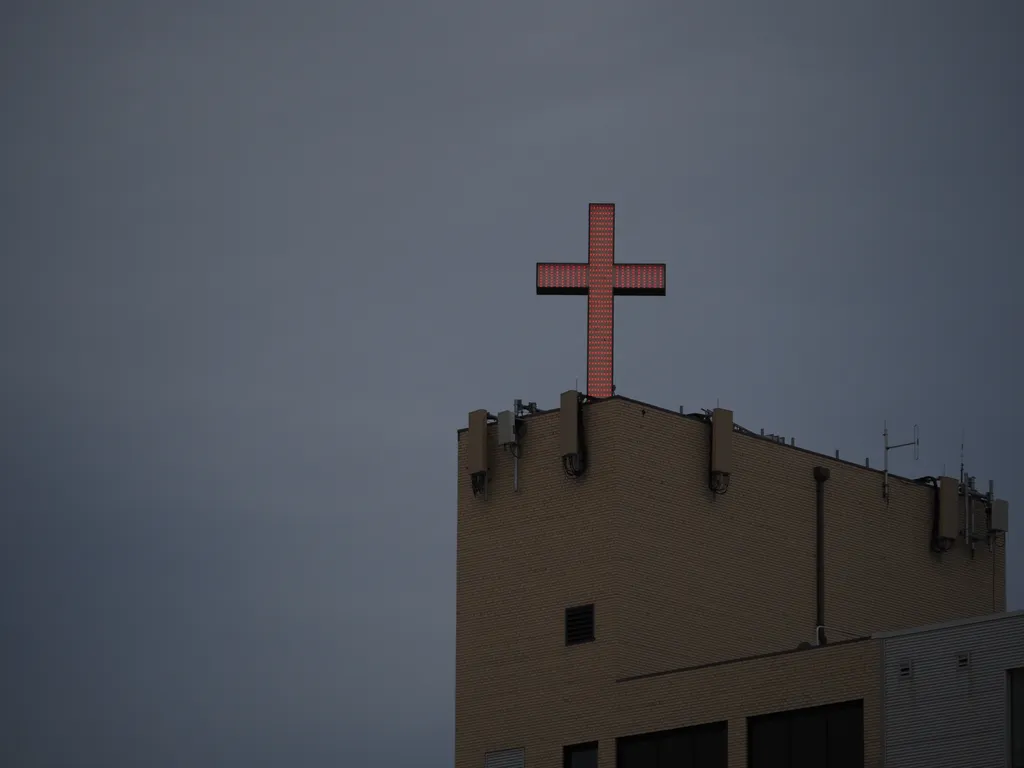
813;466;831;646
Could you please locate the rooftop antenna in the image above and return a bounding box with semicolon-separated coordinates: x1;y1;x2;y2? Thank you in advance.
959;429;965;484
883;420;919;501
960;431;978;556
502;398;538;493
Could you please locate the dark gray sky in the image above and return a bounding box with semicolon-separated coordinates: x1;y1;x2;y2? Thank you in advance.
2;2;1020;766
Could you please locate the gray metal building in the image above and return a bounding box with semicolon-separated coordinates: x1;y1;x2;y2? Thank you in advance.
878;610;1024;767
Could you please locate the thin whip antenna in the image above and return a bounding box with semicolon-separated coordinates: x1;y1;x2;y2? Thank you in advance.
960;429;965;484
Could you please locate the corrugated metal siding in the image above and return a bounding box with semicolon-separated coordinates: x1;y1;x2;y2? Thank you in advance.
484;747;525;768
882;613;1024;767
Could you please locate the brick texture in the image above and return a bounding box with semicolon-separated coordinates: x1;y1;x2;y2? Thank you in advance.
455;397;1004;768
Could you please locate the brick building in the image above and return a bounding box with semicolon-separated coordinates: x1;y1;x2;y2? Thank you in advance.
454;392;1010;768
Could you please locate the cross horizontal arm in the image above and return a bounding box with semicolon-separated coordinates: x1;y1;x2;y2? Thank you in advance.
536;263;588;295
614;263;666;296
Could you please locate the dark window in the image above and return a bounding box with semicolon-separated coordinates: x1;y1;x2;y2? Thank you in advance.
825;702;863;768
748;713;788;767
790;706;827;768
1011;667;1024;768
748;699;863;768
565;604;595;645
617;720;727;768
563;741;598;768
617;733;657;768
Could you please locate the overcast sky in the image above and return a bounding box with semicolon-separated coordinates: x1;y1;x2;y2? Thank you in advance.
1;2;1021;766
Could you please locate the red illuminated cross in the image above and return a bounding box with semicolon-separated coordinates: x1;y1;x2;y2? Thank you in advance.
536;203;666;399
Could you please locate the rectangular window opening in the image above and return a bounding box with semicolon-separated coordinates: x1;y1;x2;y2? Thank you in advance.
619;721;728;768
565;603;595;645
747;699;862;768
563;741;598;768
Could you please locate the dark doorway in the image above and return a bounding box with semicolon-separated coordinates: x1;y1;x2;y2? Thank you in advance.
747;699;863;768
617;720;727;768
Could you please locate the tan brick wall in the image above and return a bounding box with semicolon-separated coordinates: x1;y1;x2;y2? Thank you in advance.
455;397;1004;767
458;640;881;768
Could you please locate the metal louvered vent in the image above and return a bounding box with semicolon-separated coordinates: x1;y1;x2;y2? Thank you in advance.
899;659;913;678
565;604;595;645
484;747;524;768
957;652;971;668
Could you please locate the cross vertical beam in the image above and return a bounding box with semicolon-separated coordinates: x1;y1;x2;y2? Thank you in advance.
535;203;666;398
586;203;615;399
